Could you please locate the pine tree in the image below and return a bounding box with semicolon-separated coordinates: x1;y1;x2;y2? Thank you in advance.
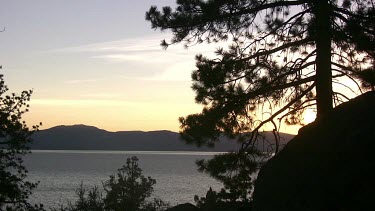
146;0;374;201
0;72;43;211
103;156;156;211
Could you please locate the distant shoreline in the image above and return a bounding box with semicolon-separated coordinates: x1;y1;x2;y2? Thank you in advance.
29;149;227;155
30;124;294;152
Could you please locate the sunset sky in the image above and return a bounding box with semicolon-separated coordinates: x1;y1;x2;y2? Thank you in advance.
1;0;326;134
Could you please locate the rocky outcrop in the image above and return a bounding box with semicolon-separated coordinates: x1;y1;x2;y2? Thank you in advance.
253;91;375;210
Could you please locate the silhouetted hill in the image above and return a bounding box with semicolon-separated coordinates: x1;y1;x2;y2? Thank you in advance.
30;124;294;152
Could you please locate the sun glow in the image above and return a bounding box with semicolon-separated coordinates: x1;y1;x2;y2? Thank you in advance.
303;109;316;124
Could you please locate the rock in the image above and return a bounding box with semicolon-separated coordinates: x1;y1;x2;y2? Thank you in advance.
166;203;200;211
252;91;375;210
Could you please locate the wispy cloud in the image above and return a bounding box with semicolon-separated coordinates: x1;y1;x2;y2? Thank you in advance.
119;61;194;82
50;35;165;55
30;98;137;107
51;34;221;63
64;79;100;84
79;93;123;99
49;34;225;81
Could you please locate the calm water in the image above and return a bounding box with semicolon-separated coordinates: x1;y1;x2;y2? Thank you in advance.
24;150;224;209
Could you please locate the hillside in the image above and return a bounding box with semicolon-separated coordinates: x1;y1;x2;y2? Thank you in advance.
30;124;294;152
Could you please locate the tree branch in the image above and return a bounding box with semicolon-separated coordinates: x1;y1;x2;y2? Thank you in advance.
240;82;316;151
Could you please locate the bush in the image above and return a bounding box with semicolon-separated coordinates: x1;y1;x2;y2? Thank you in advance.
54;156;169;211
194;187;252;211
103;156;156;211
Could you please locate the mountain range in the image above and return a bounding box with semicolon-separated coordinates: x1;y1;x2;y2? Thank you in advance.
30;124;294;152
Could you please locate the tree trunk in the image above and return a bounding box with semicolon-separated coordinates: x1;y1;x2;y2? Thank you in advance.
314;0;333;120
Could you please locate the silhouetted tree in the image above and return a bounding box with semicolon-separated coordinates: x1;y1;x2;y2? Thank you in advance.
196;152;256;203
140;198;169;211
53;157;168;211
0;72;43;211
103;156;156;211
194;187;218;211
194;186;252;211
146;0;374;202
51;184;104;211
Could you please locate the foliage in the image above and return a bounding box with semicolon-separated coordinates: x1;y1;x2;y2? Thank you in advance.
194;187;252;211
52;184;104;211
146;0;374;143
146;0;374;203
53;156;169;211
0;72;43;211
140;198;170;211
196;152;257;202
194;188;218;210
103;156;157;211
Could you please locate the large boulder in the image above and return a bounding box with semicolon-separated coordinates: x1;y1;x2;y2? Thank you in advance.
253;91;375;210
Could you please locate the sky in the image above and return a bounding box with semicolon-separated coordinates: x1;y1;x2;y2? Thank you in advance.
0;0;310;134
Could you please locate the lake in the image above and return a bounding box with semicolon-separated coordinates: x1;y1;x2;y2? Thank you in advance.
24;150;224;209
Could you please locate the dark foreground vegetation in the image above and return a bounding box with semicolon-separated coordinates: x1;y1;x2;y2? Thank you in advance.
52;156;169;211
0;72;43;211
